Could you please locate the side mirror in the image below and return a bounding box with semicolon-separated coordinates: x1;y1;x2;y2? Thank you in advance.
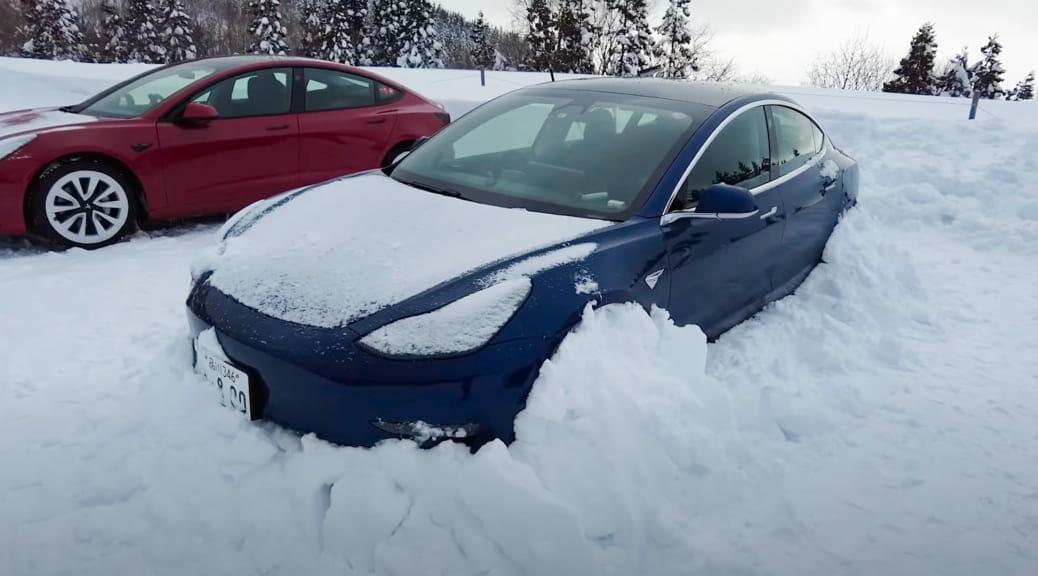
179;102;218;124
695;184;758;217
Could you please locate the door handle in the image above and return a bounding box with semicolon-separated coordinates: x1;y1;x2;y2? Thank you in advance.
759;206;778;220
365;119;387;125
266;124;290;131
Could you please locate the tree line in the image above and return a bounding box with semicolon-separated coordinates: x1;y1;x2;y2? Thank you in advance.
0;0;756;81
809;23;1033;101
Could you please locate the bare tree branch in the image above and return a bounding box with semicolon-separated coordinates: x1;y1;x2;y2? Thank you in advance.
806;32;896;91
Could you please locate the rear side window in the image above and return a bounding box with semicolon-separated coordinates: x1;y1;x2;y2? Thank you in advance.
304;68;376;111
772;106;824;176
377;83;402;103
679;106;770;209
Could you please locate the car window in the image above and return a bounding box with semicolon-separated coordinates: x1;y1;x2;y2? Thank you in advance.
772;106;823;176
192;68;292;119
304;68;376;112
452;102;555;158
377;83;402;103
678;106;771;209
80;60;228;118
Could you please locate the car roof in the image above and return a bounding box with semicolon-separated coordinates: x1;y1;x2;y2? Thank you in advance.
539;77;755;108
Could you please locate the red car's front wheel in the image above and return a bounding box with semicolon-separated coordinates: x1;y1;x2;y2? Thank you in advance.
31;160;138;249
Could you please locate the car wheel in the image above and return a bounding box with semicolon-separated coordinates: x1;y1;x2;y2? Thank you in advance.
31;161;137;249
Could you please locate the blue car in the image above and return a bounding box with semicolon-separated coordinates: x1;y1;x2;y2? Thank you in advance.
186;78;857;447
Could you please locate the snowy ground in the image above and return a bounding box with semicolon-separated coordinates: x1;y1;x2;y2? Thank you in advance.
1;59;1037;576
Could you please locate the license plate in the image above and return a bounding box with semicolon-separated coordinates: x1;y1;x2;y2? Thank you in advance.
194;339;253;419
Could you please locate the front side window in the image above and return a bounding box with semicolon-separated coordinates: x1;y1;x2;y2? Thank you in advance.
304;68;377;111
392;89;710;220
192;68;292;119
677;107;770;210
772;106;824;176
80;60;230;118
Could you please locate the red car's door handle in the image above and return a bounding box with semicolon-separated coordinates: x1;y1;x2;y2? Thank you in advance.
365;119;387;125
266;124;291;131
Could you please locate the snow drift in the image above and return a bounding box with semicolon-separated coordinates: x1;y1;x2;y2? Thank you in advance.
2;60;1038;576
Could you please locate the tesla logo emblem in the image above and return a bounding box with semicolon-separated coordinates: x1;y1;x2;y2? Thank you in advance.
130;143;152;152
645;269;664;290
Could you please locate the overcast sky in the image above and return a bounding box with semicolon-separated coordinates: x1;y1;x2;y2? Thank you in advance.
444;0;1036;87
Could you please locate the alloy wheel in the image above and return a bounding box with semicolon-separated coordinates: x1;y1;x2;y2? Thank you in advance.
44;170;130;245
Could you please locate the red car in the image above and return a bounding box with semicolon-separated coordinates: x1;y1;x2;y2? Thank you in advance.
0;55;450;247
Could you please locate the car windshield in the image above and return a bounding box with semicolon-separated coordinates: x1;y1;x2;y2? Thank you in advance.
391;88;712;220
80;61;231;118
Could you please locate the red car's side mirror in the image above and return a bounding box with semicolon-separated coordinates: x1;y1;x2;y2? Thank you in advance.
180;102;218;124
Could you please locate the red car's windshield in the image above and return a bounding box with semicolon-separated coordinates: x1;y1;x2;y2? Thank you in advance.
80;61;230;118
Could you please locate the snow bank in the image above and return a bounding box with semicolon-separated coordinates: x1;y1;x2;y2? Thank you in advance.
204;172;606;328
2;61;1038;576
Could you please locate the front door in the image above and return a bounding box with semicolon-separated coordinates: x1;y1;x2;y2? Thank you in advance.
662;105;785;337
156;67;300;214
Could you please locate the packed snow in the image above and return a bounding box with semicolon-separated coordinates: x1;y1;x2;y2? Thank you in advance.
2;59;1038;576
201;172;606;328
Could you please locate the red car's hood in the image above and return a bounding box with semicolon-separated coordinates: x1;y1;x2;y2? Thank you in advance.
0;108;98;140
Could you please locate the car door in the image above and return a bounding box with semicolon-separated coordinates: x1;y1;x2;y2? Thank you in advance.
156;67;300;214
661;105;786;337
297;67;399;185
767;105;842;292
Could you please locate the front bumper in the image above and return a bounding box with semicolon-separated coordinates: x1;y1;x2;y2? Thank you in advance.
186;284;552;448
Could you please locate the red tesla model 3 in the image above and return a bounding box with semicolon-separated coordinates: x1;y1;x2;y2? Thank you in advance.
0;56;450;247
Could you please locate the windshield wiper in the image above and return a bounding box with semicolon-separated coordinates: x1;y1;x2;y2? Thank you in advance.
398;178;462;199
58;105;78;113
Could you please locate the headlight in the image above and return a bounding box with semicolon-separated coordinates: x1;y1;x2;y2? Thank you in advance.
0;134;36;161
360;277;531;357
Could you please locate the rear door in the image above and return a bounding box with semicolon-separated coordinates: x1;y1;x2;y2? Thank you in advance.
156;67;300;213
662;105;786;337
297;67;399;185
767;105;842;292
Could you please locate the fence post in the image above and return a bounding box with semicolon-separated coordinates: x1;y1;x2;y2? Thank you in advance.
969;90;981;120
480;67;485;87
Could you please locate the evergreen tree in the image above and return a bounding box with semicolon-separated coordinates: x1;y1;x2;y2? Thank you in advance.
20;0;84;60
882;23;938;95
99;0;129;62
124;0;162;63
297;0;325;58
605;0;652;77
320;0;371;64
971;35;1006;99
469;11;493;69
1012;72;1034;101
524;0;553;71
554;0;593;73
370;0;408;66
397;0;443;68
158;0;195;63
653;0;697;79
248;0;289;55
937;48;971;97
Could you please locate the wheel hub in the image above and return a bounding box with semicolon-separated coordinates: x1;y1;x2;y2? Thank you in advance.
43;170;130;245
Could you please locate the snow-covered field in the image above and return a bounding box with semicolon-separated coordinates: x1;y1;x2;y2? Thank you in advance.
2;58;1037;576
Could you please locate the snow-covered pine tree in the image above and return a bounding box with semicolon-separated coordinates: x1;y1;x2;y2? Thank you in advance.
653;0;697;79
249;0;289;56
1014;72;1035;101
605;0;652;77
936;48;971;97
397;0;443;68
20;0;84;60
554;0;593;73
971;35;1006;99
882;22;938;94
469;11;493;69
158;0;195;63
297;0;325;58
99;0;129;62
524;0;553;71
370;0;409;66
124;0;162;63
319;0;372;64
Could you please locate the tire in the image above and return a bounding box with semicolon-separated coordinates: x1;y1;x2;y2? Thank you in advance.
381;142;414;168
30;160;138;249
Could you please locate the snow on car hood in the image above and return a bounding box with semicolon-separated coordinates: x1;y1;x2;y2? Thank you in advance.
0;108;97;139
203;172;609;328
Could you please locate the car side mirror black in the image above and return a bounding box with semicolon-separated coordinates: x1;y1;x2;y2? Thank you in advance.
662;183;759;225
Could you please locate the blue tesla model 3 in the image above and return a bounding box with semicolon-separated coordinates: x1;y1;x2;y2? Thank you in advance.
186;78;858;448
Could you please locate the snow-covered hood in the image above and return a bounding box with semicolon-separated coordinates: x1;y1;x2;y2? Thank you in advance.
0;108;97;140
201;173;609;328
